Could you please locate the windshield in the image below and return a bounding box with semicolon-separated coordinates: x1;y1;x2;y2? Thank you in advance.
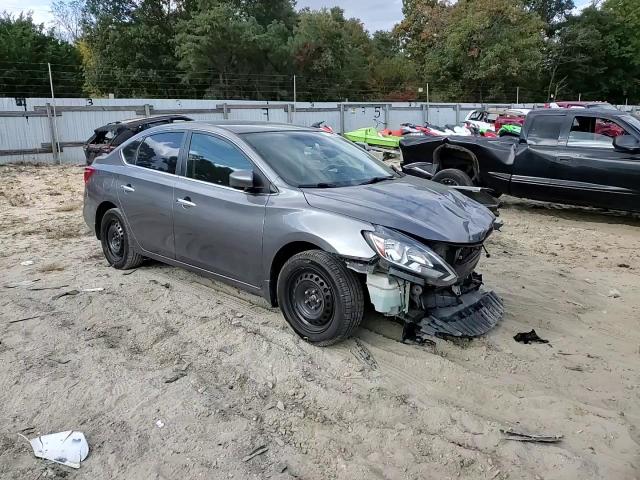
241;131;396;188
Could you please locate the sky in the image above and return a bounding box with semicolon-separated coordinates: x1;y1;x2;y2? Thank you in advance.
6;0;592;34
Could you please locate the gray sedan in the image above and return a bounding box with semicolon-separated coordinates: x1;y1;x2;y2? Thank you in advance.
83;121;503;345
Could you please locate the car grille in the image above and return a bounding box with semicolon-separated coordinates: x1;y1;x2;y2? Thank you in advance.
430;242;483;281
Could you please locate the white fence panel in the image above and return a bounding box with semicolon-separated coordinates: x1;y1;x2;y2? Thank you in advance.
1;97;639;165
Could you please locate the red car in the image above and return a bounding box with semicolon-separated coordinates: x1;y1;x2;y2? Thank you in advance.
544;102;623;137
493;109;530;131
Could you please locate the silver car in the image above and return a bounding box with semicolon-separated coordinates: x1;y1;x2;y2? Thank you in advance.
83;121;503;345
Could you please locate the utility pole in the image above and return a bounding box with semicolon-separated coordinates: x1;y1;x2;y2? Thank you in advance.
516;86;520;105
578;93;581;101
47;63;61;164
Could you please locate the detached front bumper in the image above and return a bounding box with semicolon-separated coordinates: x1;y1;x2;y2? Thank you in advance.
360;261;504;342
402;288;504;343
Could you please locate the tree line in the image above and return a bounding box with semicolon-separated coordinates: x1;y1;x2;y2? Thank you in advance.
0;0;638;103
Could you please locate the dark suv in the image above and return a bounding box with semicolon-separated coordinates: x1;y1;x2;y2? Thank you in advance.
84;115;192;164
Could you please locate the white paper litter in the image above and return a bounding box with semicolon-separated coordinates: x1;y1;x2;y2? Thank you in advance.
27;431;89;469
20;260;35;266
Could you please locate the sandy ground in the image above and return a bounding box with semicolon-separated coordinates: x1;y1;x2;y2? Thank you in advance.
0;164;639;480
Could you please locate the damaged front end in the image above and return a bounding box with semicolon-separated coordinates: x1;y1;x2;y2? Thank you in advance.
350;225;504;343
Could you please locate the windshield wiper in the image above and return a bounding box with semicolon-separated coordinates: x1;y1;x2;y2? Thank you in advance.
298;182;342;188
356;175;394;186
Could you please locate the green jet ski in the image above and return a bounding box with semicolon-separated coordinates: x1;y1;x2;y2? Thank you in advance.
497;124;522;137
343;127;401;148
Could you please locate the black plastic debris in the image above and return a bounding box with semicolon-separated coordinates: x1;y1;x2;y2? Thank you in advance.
513;329;548;344
403;290;504;342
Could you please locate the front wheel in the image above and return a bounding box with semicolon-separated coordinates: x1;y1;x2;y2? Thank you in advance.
277;250;364;346
432;168;474;186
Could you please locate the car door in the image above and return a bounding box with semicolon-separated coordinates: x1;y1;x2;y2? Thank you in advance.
549;114;640;210
117;131;185;258
510;114;568;202
173;131;269;288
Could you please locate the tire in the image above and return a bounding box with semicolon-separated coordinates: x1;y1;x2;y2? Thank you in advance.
277;250;364;346
100;208;144;270
432;168;474;187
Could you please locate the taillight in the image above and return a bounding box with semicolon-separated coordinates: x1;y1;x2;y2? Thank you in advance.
84;166;96;184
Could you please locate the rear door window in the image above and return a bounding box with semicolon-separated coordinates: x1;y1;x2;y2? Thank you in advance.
567;116;627;148
527;115;564;145
135;132;183;174
186;133;254;186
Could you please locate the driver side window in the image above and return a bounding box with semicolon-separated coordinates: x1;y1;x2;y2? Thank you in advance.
567;116;627;149
186;133;254;187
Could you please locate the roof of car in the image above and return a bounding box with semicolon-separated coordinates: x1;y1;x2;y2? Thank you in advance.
147;120;317;134
528;107;626;118
95;114;193;132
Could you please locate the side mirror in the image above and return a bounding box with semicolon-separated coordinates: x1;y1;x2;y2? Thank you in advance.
229;170;255;190
613;134;640;153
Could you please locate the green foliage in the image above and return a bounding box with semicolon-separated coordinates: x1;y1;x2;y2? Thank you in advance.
289;7;372;100
81;0;184;97
2;0;638;103
400;0;545;102
551;0;640;103
523;0;574;28
0;12;82;97
175;0;293;99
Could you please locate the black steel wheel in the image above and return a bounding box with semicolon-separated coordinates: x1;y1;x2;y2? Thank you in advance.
100;208;144;270
290;269;335;331
277;250;364;346
106;218;125;262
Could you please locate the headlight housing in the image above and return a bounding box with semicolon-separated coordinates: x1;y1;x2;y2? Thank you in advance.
363;226;457;286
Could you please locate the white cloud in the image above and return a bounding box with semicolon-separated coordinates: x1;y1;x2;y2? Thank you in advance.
4;0;55;27
297;0;403;32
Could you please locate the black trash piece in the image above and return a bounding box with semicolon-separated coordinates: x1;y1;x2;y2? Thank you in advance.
514;329;548;344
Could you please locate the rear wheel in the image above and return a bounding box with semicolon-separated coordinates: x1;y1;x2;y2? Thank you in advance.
277;250;364;346
100;208;144;270
432;168;474;187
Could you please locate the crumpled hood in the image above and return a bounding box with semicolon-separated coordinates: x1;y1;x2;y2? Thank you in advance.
302;176;495;244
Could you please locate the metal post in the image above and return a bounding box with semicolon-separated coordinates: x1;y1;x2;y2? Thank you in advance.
384;103;390;128
578;93;581;101
45;103;57;161
223;103;229;120
516;86;520;105
47;63;61;164
339;103;345;134
421;103;426;124
426;83;430;123
144;104;151;117
455;103;460;125
286;104;292;124
293;75;296;122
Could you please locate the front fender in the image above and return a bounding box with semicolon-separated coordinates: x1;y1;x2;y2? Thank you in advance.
263;208;376;265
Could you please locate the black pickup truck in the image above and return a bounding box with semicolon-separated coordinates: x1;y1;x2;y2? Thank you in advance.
400;108;640;212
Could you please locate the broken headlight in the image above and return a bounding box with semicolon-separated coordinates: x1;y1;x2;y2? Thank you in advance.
363;226;458;286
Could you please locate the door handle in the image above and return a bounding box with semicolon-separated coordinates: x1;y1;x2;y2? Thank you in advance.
120;184;135;192
557;156;572;163
176;197;196;208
